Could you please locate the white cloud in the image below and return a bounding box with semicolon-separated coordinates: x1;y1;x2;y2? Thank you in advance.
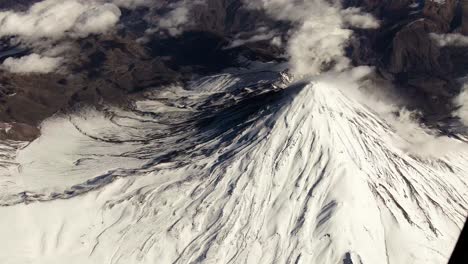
0;0;143;72
152;0;206;36
244;0;379;77
430;33;468;47
2;54;62;74
0;0;122;40
288;14;352;77
73;3;121;37
341;8;380;29
387;108;462;158
271;36;282;47
158;5;190;36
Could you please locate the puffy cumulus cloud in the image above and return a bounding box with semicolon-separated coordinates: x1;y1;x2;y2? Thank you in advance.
152;0;206;36
0;0;145;73
0;0;121;40
341;8;380;29
288;12;352;77
430;33;468;47
73;3;121;37
454;84;468;125
244;0;312;21
158;5;190;36
2;54;62;74
245;0;379;77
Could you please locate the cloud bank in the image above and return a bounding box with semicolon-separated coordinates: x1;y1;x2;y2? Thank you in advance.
430;33;468;47
146;0;205;37
2;54;62;74
0;0;122;40
341;7;380;29
158;4;190;36
0;0;156;73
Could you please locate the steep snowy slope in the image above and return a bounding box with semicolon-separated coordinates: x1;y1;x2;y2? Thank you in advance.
0;69;467;264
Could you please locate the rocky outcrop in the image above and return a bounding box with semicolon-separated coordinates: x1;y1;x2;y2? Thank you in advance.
0;35;182;128
0;122;40;141
189;0;282;35
335;0;468;123
385;0;458;77
389;19;447;74
462;0;468;34
0;0;39;11
349;0;468;116
423;0;458;31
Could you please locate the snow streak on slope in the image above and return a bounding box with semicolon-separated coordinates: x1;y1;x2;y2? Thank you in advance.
0;71;467;264
0;140;29;198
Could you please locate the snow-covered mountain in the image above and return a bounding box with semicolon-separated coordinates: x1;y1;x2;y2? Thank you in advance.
0;67;466;264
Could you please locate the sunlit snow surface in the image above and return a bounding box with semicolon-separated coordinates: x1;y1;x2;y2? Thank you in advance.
0;69;467;264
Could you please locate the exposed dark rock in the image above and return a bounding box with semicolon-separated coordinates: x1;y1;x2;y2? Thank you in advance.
0;122;40;141
348;0;468;120
462;0;468;34
189;0;286;35
423;0;458;31
0;35;183;129
389;19;446;74
0;0;40;11
0;1;283;141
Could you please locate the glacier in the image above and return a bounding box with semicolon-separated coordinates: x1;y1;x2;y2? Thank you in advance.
0;68;467;264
